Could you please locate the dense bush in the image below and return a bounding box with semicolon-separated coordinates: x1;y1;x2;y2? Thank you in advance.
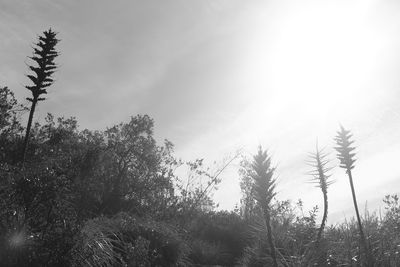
0;84;236;266
71;212;189;266
237;197;400;267
187;211;247;265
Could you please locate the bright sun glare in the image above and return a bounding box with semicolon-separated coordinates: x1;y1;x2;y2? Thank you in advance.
239;2;381;138
212;1;389;212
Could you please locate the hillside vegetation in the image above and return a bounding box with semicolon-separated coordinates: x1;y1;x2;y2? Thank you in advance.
0;29;399;267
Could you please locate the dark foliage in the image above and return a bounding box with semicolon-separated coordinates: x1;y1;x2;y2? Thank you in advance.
187;211;247;265
0;88;222;265
71;212;189;266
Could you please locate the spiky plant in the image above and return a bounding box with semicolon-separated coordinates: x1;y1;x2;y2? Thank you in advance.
22;28;59;164
250;147;278;267
334;125;373;266
308;142;333;246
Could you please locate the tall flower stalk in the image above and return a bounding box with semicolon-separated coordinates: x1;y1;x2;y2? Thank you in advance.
22;29;59;165
334;125;373;266
308;141;333;247
251;147;278;267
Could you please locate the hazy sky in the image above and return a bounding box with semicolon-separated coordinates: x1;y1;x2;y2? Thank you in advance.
1;0;400;223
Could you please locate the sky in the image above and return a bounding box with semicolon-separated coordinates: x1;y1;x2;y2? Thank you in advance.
1;0;400;223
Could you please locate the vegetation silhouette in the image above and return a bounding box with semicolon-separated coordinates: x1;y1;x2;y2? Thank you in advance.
335;125;374;266
249;147;279;267
22;29;59;166
1;29;400;267
307;142;333;264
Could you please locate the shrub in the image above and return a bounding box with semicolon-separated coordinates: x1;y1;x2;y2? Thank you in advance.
71;212;189;267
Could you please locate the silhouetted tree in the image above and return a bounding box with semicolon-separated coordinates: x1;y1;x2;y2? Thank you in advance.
22;29;59;165
334;125;373;266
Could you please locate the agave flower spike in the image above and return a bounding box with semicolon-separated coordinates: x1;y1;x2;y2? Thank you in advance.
22;29;59;165
307;141;333;246
334;125;373;266
251;147;279;267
